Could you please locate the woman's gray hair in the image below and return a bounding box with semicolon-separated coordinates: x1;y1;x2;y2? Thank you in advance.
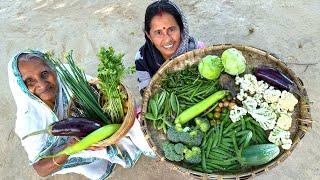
17;52;55;70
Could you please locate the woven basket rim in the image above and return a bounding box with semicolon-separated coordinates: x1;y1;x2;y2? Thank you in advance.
140;44;313;179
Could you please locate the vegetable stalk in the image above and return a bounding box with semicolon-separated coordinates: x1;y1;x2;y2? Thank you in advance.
46;52;110;124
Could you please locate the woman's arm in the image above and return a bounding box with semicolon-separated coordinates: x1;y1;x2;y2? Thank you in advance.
32;137;76;177
32;155;68;177
32;137;104;177
135;51;151;95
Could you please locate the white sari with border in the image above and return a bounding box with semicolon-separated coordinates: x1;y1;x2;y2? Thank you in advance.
8;50;155;180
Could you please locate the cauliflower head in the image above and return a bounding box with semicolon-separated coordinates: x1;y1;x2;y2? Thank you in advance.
230;106;248;122
276;113;292;130
268;126;292;150
263;88;281;103
278;91;298;112
250;107;277;130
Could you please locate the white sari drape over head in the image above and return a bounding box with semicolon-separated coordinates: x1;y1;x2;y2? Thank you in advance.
8;50;155;180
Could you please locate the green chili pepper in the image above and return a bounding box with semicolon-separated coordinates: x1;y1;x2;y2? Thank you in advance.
150;99;158;118
170;92;178;112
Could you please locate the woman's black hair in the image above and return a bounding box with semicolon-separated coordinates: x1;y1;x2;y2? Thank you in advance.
144;0;184;35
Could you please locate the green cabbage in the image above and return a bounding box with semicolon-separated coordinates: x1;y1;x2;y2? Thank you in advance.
198;55;223;80
221;48;246;75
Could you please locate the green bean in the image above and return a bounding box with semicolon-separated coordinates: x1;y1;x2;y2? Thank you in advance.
218;143;235;153
223;122;237;134
226;163;241;170
220;139;234;148
208;152;228;161
217;122;224;145
206;162;226;170
236;130;251;137
221;111;231;123
231;131;240;158
249;118;261;127
201;150;207;171
206;130;216;157
211;148;233;158
207;158;238;166
221;138;233;143
255;132;267;144
245;119;252;130
201;133;208;148
144;113;157;121
170;92;178;112
190;82;203;99
241;117;246;131
237;133;248;145
158;91;167;108
224;126;242;137
255;125;268;139
205;127;215;140
150;99;158;118
211;126;219;149
242;131;252;149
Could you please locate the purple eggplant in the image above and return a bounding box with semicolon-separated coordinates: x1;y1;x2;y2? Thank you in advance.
254;66;303;97
22;117;103;140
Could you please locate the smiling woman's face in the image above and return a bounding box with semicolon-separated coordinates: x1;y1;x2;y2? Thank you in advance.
147;12;181;60
18;57;58;109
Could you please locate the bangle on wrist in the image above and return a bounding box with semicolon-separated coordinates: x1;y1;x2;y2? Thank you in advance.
52;157;61;167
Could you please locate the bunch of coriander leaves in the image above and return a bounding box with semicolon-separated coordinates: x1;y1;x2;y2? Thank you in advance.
97;47;134;124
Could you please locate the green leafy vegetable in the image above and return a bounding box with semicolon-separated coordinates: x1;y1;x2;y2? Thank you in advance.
97;47;127;123
195;117;210;133
162;141;184;162
167;126;203;147
184;146;201;164
198;55;223;80
221;48;246;75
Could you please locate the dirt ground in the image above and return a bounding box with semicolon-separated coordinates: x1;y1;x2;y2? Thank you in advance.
0;0;319;179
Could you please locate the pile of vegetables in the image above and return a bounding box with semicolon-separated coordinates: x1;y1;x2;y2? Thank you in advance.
48;46;130;125
145;48;300;173
230;72;298;149
23;47;131;156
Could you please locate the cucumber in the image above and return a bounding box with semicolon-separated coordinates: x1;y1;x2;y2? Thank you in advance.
241;144;280;166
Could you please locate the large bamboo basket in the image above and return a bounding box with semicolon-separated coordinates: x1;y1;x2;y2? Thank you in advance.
141;44;312;179
68;78;135;147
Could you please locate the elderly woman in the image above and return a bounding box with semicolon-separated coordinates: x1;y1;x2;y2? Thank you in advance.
135;0;204;94
8;50;154;179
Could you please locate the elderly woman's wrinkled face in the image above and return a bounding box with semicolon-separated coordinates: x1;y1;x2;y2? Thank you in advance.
18;57;58;109
147;12;181;60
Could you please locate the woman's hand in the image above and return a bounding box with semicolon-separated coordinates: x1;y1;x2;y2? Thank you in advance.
32;155;68;177
86;145;106;151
